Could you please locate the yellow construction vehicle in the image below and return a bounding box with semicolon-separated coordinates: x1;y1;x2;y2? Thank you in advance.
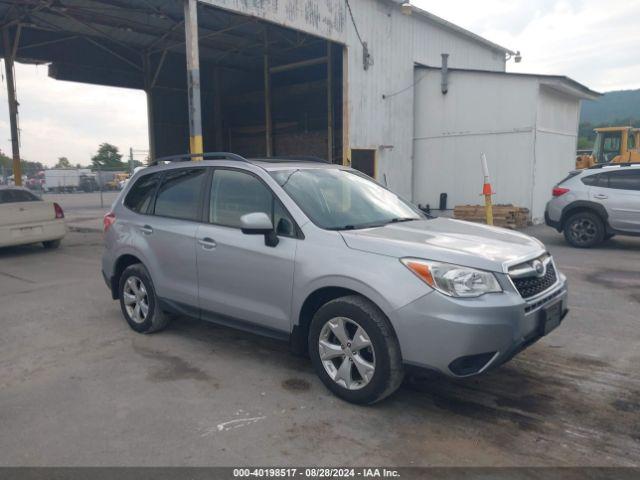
576;126;640;169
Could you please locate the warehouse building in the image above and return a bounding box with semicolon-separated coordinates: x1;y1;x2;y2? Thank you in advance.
0;0;598;221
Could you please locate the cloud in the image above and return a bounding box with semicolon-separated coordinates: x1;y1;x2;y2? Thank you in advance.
413;0;640;91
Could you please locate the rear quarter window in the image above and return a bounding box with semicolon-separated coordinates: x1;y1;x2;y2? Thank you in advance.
557;171;581;185
124;172;161;214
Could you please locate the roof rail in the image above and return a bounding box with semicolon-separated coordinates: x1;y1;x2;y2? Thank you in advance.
150;152;248;166
588;162;637;169
251;155;330;164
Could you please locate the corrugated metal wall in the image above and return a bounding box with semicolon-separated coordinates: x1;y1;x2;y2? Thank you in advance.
413;70;582;221
531;86;581;220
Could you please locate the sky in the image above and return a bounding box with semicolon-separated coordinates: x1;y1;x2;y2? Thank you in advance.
1;0;639;168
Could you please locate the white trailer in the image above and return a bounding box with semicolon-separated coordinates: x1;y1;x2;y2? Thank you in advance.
44;169;81;193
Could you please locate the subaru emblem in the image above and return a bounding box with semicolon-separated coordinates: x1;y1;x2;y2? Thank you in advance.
532;260;545;276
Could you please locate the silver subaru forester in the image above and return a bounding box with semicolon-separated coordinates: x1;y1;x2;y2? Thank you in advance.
102;153;568;404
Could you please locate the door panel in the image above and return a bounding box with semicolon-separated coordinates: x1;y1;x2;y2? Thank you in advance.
135;216;200;306
128;168;205;308
196;168;297;333
196;224;296;332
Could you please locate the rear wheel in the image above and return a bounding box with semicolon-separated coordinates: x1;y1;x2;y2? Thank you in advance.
43;239;61;249
308;295;403;405
563;211;605;248
118;263;171;334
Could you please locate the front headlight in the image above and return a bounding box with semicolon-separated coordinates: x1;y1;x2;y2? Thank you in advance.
401;258;502;298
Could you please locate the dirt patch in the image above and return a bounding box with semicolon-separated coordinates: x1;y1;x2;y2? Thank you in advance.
282;378;311;392
567;355;611;369
494;393;554;414
133;342;216;385
586;270;640;290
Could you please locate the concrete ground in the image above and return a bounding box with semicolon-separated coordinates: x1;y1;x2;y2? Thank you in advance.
0;220;639;466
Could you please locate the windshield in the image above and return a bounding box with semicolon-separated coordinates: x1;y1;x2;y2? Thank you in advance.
270;168;422;230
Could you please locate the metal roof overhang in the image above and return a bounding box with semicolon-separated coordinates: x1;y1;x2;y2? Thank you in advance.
0;0;327;91
415;65;602;101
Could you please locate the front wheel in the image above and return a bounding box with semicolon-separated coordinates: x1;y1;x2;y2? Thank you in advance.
308;295;404;405
118;263;171;334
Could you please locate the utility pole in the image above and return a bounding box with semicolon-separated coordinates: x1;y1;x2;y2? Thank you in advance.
263;27;273;157
129;147;134;174
183;0;203;160
3;27;23;186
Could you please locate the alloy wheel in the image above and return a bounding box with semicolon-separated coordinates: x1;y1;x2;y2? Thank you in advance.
318;317;376;390
123;276;149;324
569;218;597;245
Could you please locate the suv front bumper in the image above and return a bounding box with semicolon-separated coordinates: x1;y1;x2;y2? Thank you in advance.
390;275;568;377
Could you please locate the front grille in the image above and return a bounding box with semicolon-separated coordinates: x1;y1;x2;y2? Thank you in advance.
511;262;557;299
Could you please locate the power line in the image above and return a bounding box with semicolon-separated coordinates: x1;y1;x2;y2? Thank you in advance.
382;72;428;100
345;0;373;70
344;0;364;48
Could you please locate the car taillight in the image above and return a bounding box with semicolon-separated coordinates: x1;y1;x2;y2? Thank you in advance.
104;212;116;233
54;203;64;219
552;187;570;197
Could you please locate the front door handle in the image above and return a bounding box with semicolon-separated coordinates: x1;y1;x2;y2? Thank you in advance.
140;225;153;235
198;237;217;250
594;194;608;200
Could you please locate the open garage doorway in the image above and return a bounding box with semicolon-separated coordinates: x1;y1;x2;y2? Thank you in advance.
148;2;345;163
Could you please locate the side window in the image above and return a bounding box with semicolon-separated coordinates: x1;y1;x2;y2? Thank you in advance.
581;173;608;188
274;200;295;237
0;190;12;203
209;169;296;237
154;168;207;221
124;173;161;214
12;190;40;202
606;171;640;191
210;169;272;228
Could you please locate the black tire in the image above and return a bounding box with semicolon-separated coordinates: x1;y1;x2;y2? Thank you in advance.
563;211;605;248
43;239;61;249
118;263;171;334
308;295;404;405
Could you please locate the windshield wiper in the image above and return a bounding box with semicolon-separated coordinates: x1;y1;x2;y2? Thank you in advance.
327;225;357;231
385;217;419;225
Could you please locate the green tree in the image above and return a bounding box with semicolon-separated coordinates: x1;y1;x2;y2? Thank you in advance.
55;157;71;168
0;151;42;178
91;143;126;170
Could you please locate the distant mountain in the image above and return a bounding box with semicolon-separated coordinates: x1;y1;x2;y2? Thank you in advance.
580;89;640;125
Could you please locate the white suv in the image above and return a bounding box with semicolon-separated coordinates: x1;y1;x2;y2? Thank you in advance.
545;164;640;247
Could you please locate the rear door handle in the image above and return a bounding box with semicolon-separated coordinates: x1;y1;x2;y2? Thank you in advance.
140;225;153;235
198;237;217;250
594;194;608;200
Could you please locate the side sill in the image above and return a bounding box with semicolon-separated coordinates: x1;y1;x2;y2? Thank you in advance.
158;297;291;343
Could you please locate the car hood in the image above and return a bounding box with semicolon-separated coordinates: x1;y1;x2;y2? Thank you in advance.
339;217;545;273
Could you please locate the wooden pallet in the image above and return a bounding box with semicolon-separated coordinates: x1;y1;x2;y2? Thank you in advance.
453;204;530;229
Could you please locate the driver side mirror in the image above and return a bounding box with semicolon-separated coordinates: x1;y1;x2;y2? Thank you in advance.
240;212;279;247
